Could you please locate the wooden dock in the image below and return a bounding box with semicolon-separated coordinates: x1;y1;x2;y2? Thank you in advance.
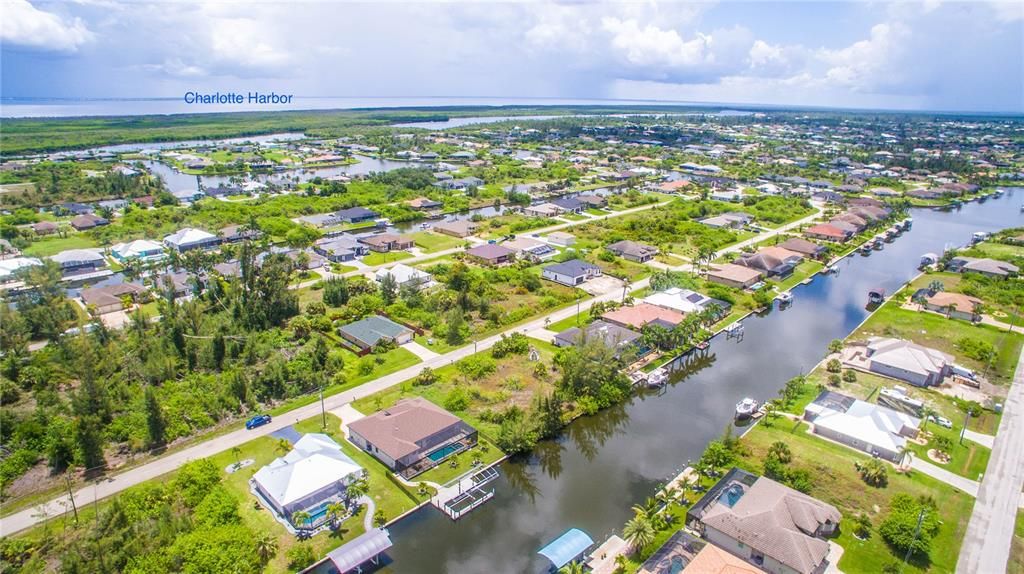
430;466;500;520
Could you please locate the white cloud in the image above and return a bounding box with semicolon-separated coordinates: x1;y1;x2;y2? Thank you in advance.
602;17;713;69
819;22;910;92
2;0;94;53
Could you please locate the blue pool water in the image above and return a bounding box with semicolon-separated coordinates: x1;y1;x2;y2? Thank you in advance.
427;444;461;462
720;484;745;508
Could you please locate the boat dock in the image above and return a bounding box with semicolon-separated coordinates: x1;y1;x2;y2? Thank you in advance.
430;466;500;520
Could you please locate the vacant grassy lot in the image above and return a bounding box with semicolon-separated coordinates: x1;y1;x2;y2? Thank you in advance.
22;233;99;256
1010;511;1024;574
410;231;465;253
853;303;1024;386
735;421;975;574
362;250;414;266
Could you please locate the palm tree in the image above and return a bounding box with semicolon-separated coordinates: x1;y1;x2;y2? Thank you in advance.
346;478;369;508
558;562;586;574
254;532;278;562
623;512;655;552
920;406;935;431
326;501;346;528
274;438;292;456
290;510;311;529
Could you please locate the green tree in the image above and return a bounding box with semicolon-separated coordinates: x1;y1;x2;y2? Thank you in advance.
380;273;398;305
75;415;106;469
254;532;278;563
623;511;656;551
828;339;844;354
767;441;792;464
144;386;166;448
290;510;311;529
285;543;316;570
878;494;940;556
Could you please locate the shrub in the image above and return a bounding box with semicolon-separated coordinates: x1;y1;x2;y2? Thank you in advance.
491;332;530;358
828;373;842;386
853;513;872;539
842;369;857;383
443;387;470;412
286;544;316;570
955;337;996;363
413;367;438;387
879;494;940;555
828;339;844;354
855;458;889;488
826;358;842;373
457;355;497;380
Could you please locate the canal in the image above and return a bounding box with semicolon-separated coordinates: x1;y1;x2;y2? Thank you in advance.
380;190;1022;573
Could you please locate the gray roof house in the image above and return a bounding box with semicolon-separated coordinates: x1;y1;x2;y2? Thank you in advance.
803;390;920;462
338;315;414;350
606;240;659;263
542;259;602;286
861;336;953;387
689;468;841;574
335;207;379;224
948;256;1019;278
314;235;367;262
553;320;642;357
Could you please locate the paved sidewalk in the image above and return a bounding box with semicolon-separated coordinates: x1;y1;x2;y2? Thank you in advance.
957;345;1024;574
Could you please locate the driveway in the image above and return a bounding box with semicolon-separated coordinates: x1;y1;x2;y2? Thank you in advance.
581;275;624;296
403;340;440;361
956;345;1024;573
909;457;979;496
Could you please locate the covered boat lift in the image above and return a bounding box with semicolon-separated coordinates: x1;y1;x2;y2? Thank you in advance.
538;528;594;571
322;528;392;573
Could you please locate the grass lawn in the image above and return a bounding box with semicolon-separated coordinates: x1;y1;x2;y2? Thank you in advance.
353;339;562;439
410;231;464;253
908;423;991;481
585;208;610;216
771;260;825;292
330;263;357;274
22;233;98;256
210;413;422;574
1010;510;1024;574
561;212;589;221
655;253;687;267
735;421;975;574
362;250;414;266
853;303;1024;386
412;438;504;486
547;310;592;333
413;333;460;354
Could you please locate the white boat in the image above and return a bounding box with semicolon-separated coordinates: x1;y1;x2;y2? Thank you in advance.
735;398;760;419
971;231;989;244
776;292;793;304
903;218;913;229
420;222;432;229
920;253;939;267
646;368;668;388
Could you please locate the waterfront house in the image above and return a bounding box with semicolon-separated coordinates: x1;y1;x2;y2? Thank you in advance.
803;223;851;243
553;320;642;357
314;235;367;262
466;243;516;266
710;189;743;202
374;264;432;290
111;239;165;263
734;252;796;279
803;390;920;462
644;287;732;318
298;213;343;228
947;256;1019;278
70;213;109;231
407;197;443;210
49;249;107;275
542;259;602;286
163;228;220;252
546;231;576;246
502;237;557;262
251;433;364;529
335;207;380;224
203;185;241;198
601;302;685;330
133;195;156;208
58;202;93;216
859;336;953;387
337;315;414;350
96;199;129;212
432;220;478;238
638;532;764;574
777;238;827;259
922;291;982;321
706;264;763;289
348;397;478;478
605;240;659;263
575;194;607;208
359;233;415;253
524;203;564;218
688;468;840;574
551;197;585;214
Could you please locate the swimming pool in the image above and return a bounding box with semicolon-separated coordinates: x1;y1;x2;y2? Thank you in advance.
719;483;745;508
426;443;462;462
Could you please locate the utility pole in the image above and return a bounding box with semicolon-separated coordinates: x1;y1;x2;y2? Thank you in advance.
319;386;326;429
901;508;926;572
64;471;79;524
960;408;971;445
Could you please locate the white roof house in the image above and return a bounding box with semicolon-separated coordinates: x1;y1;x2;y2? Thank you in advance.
374;263;432;288
0;257;43;279
163;228;219;252
251;433;364;523
804;391;920;462
111;239;166;262
49;249;106;269
644;287;717;315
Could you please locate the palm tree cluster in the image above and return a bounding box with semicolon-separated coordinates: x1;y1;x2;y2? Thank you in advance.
638;303;722;354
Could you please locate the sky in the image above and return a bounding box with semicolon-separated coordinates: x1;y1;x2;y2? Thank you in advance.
1;0;1022;113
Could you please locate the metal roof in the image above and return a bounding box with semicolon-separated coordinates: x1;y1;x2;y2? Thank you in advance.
326;528;392;572
538;528;594;569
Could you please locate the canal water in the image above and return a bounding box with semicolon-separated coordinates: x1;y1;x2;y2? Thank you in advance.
380;190;1022;573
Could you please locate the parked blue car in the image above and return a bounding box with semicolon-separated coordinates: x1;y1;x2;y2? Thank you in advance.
245;414;272;430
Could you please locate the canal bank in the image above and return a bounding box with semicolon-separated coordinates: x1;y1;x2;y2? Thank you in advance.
377;189;1024;574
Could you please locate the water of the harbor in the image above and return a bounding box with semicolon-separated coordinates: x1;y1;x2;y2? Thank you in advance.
380;190;1022;573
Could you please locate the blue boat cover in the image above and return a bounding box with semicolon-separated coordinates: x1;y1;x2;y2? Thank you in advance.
538;528;594;569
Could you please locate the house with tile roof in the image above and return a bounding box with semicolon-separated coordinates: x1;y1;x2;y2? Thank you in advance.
689;468;841;574
337;315;414;350
348;397;478;478
803;390;921;462
861;336;953;387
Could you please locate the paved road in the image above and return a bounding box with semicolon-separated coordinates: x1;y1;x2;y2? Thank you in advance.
0;202;822;536
961;429;995;449
956;345;1024;574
